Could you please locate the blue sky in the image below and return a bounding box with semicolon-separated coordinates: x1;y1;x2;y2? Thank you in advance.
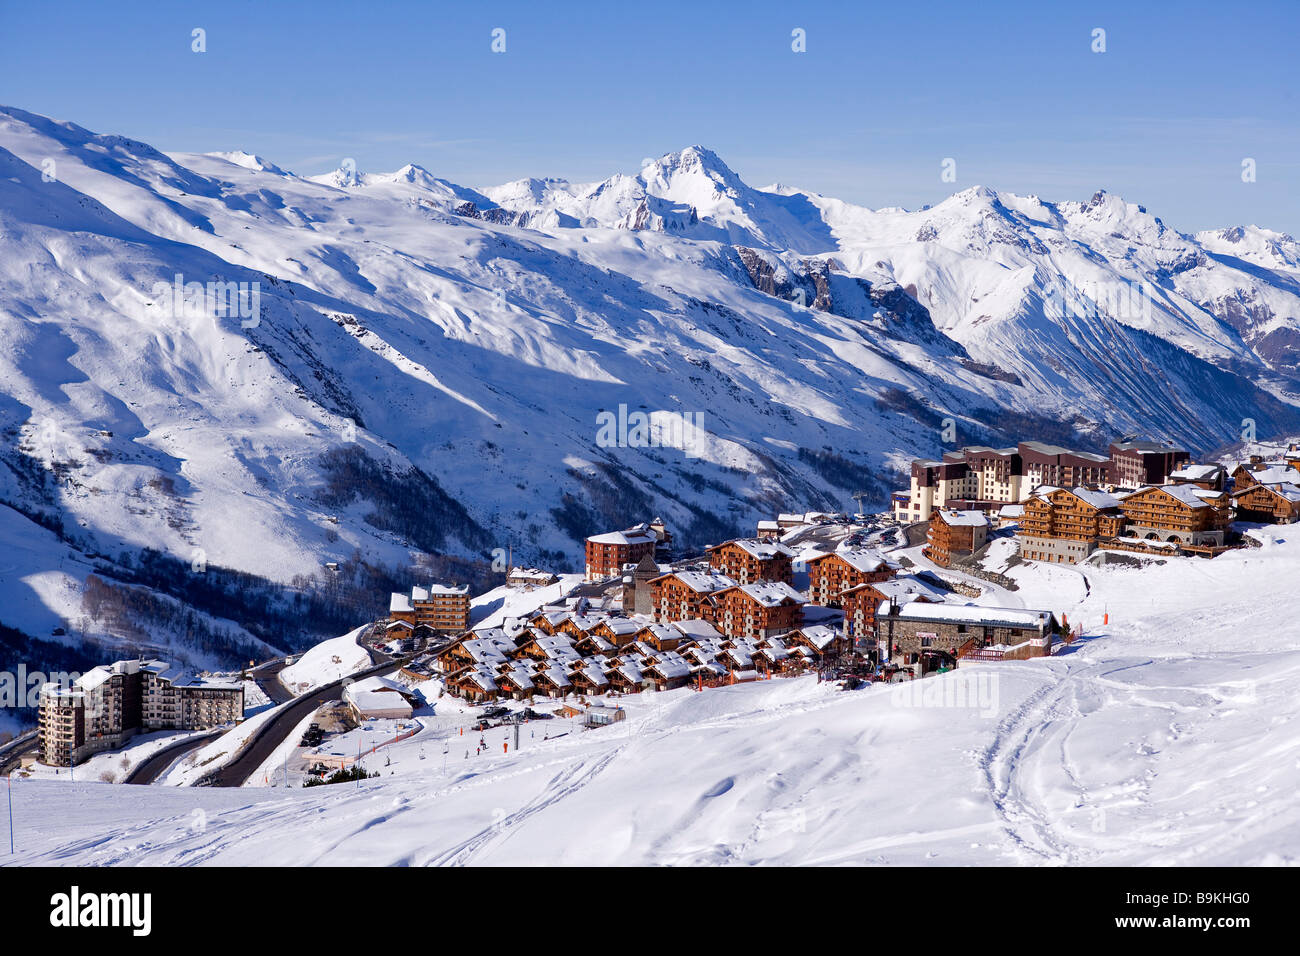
3;0;1298;234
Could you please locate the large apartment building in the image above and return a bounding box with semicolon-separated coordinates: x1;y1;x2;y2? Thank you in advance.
892;438;1187;522
1017;486;1125;564
38;659;244;767
1118;484;1233;546
807;548;899;607
584;524;659;580
706;538;796;585
389;583;472;633
1109;440;1190;488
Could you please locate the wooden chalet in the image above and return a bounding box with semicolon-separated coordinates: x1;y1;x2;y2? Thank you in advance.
807;548;898;606
713;581;806;640
706;538;796;585
1233;480;1300;523
1016;486;1124;564
649;569;735;624
1118;484;1232;546
923;509;990;567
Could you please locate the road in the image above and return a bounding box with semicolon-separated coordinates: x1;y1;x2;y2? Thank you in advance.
0;730;39;777
124;730;223;785
198;657;409;788
249;657;296;705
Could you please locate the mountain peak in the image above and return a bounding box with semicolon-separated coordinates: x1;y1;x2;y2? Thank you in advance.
643;145;740;187
207;150;290;177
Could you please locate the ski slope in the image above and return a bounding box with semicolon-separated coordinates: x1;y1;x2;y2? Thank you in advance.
7;528;1300;866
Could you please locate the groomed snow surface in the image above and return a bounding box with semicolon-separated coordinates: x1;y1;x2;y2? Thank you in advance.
6;528;1300;866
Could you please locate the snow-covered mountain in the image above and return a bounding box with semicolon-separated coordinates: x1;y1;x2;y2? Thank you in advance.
1;105;1299;670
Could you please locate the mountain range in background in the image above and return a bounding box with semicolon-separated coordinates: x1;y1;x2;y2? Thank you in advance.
1;105;1299;682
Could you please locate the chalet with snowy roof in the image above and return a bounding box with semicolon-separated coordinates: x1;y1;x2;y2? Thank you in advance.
752;638;804;675
640;653;693;691
649;569;736;624
1168;463;1227;491
783;625;849;662
807;547;899;607
554;613;608;639
707;538;796;585
507;567;559;589
777;512;806;530
1233;480;1300;524
1232;461;1300;492
495;663;536;699
573;630;616;658
633;621;685;652
924;509;990;567
434;633;513;674
568;659;610;695
671;618;725;643
605;660;646;694
585;524;659;580
532;665;573;698
1117;484;1232;546
1017;486;1124;565
995;504;1025;529
714;581;806;640
756;520;782;541
592;616;642;648
449;666;500;702
877;602;1061;669
841;575;947;642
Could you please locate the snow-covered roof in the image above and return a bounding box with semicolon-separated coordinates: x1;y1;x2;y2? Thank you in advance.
1121;484;1216;508
1071;487;1121;510
390;592;413;614
1243;465;1300;486
792;625;838;649
1236;481;1300;502
997;504;1025;518
884;603;1053;629
349;691;412;714
587;526;658;546
1170;463;1223;481
824;546;898;573
671;618;725;640
508;567;556;581
711;537;797;559
859;576;948;604
731;581;806;607
657;569;736;593
936;509;990;527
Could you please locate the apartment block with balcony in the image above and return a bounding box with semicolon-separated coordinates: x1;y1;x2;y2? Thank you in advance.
38;658;244;767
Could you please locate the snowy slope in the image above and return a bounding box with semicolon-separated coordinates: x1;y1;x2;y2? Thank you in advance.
8;528;1300;865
